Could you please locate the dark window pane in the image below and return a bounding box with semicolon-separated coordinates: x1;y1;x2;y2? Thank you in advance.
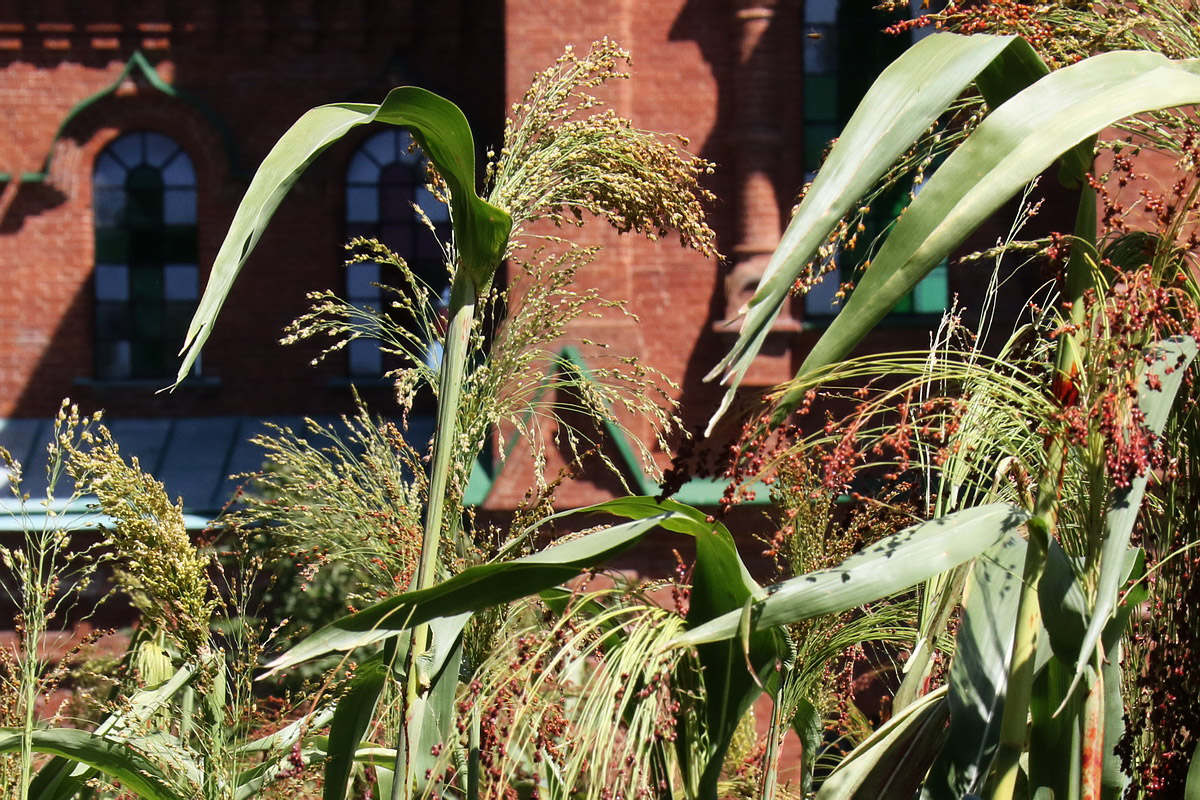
108;135;141;169
415;186;450;223
163;264;198;301
347;151;379;183
133;302;164;340
131;340;167;379
96;340;132;380
364;130;399;165
131;267;164;302
380;223;410;253
804;75;838;123
415;234;444;262
347;338;383;376
161;153;196;188
96;301;132;339
143;132;177;168
162;227;198;262
163;188;196;225
346;261;380;301
380;164;417;222
94;188;126;228
94;154;126;189
95;229;129;263
165;301;195;341
346;186;378;223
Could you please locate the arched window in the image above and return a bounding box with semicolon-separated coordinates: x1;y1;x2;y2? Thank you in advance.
93;132;198;380
344;128;451;376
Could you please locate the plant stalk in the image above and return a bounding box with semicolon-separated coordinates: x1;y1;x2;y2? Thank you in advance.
393;274;479;800
990;186;1097;799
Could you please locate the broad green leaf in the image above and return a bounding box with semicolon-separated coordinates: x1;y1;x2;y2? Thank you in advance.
675;503;1030;646
1186;740;1200;800
778;58;1200;417
1038;539;1089;666
1028;657;1085;800
792;697;823;796
0;728;189;800
1100;645;1128;800
922;534;1027;800
30;656;203;800
324;649;392;800
414;629;464;795
585;496;782;798
815;686;949;799
1071;337;1196;684
261;510;682;676
176;87;511;385
683;512;775;797
707;32;1047;429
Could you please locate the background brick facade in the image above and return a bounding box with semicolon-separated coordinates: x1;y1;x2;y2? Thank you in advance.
0;2;1044;512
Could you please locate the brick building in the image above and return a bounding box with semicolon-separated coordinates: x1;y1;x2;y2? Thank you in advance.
0;1;1022;518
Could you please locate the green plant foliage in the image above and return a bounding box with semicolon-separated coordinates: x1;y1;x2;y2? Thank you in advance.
676;503;1030;646
259;510;686;677
921;535;1027;799
0;729;190;800
814;687;949;800
175;87;512;385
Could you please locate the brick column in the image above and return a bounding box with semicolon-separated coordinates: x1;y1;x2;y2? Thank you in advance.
717;0;799;384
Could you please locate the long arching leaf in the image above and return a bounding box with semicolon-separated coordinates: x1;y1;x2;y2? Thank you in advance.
260;509;685;677
707;32;1048;429
815;686;950;799
0;728;189;800
175;87;511;385
324;648;392;800
921;534;1027;799
674;503;1030;646
588;496;782;798
770;56;1200;420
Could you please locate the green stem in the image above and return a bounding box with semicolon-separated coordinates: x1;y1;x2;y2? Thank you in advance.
392;274;478;800
467;700;480;800
990;186;1097;799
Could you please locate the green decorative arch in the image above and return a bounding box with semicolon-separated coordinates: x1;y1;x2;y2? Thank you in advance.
25;51;245;182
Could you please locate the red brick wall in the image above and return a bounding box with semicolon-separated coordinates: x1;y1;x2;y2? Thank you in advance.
0;2;503;418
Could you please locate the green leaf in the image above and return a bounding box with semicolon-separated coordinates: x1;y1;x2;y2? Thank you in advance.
1071;337;1196;684
922;534;1027;800
707;32;1047;428
583;496;783;798
1038;539;1089;666
1028;657;1085;800
324;649;392;800
778;60;1200;417
261;510;682;677
815;686;949;800
1186;740;1200;800
176;87;511;385
791;697;823;797
0;728;189;800
414;628;464;794
684;512;776;797
30;656;203;800
675;503;1030;646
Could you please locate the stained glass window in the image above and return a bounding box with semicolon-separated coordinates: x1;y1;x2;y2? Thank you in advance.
93;132;198;379
344;128;450;376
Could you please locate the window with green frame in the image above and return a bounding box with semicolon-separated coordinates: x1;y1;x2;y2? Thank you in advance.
93;132;199;380
802;0;948;321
